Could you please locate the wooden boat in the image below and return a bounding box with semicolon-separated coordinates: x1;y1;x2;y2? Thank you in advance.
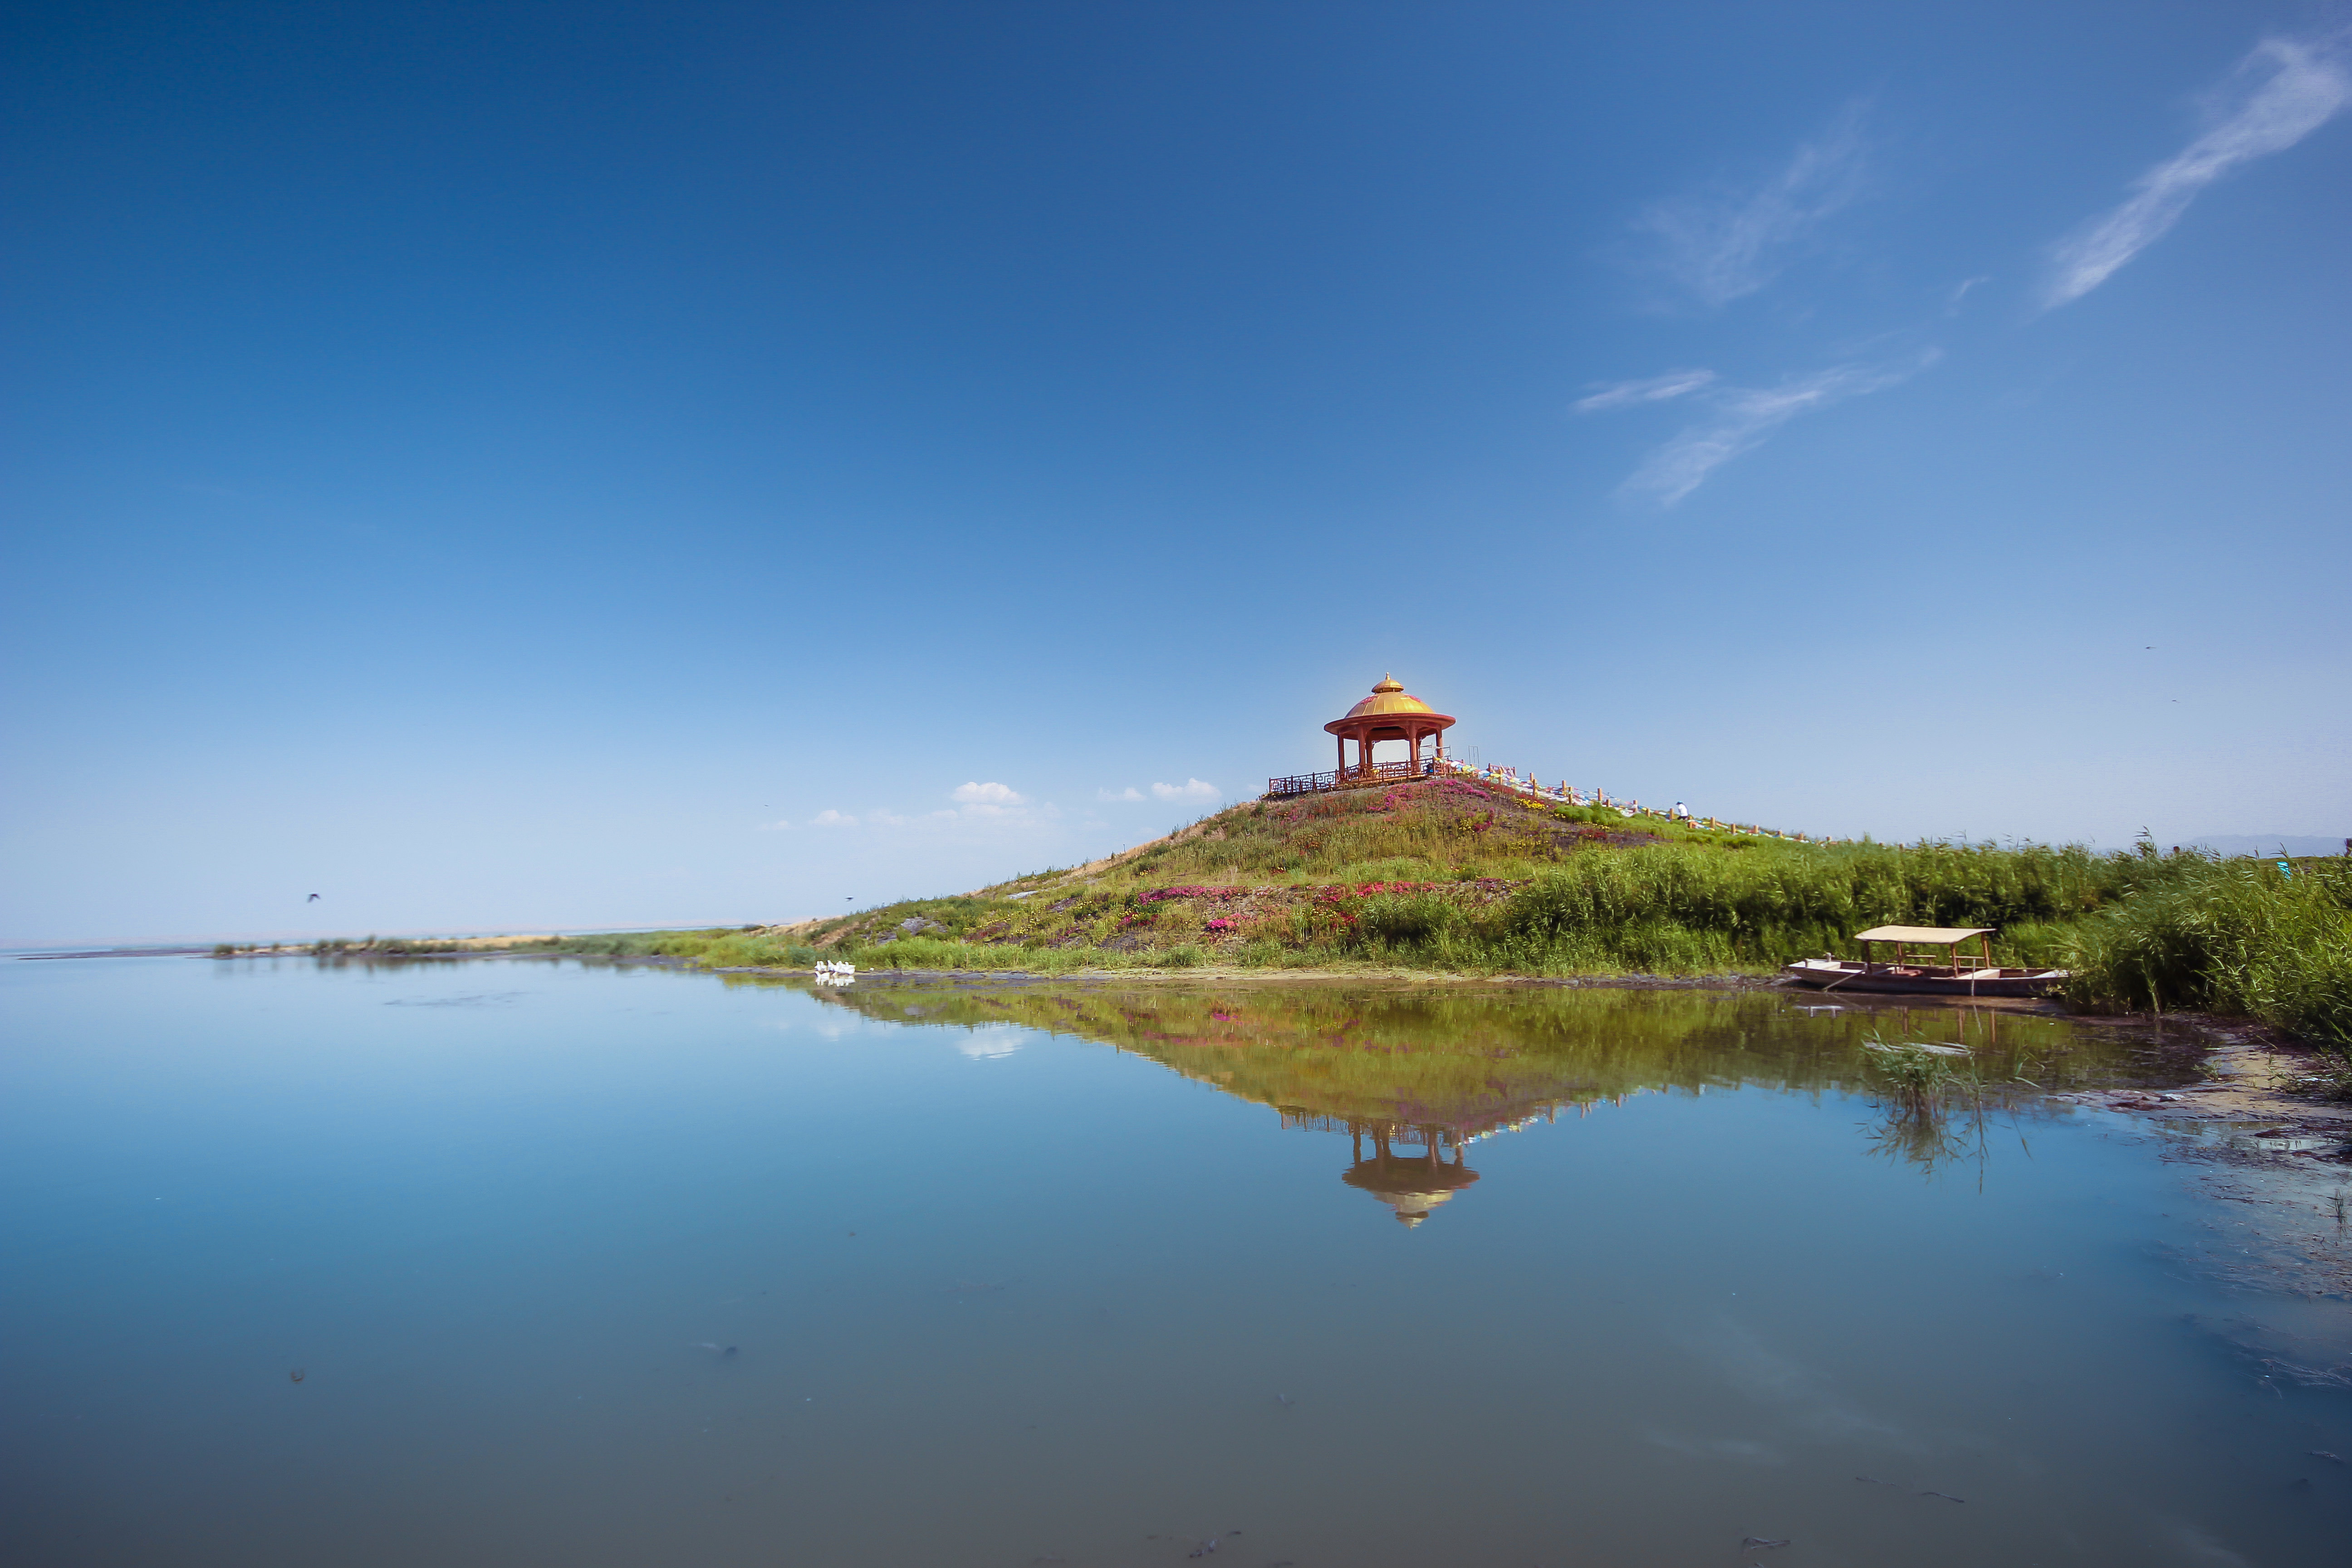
1779;925;2067;998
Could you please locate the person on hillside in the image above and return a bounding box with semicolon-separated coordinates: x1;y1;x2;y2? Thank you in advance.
1671;801;1689;820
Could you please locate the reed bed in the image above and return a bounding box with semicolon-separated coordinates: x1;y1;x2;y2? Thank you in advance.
2055;855;2352;1045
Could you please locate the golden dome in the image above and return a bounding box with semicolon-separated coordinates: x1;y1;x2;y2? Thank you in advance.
1342;673;1437;720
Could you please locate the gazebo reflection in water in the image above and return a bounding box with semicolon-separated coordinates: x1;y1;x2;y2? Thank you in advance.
1278;1101;1600;1229
1338;1121;1479;1228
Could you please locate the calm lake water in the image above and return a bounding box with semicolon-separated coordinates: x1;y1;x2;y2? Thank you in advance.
3;955;2348;1567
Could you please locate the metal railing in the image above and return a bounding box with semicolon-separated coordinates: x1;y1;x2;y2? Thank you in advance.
1264;760;1434;798
1266;756;1575;806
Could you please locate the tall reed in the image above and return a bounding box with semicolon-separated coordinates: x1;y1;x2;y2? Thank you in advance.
2058;856;2352;1044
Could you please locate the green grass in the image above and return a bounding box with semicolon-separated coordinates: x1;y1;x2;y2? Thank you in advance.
308;779;2350;1045
787;815;2177;981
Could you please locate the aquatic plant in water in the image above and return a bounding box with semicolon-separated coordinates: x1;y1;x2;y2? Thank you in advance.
1861;1030;1975;1118
1857;1029;2006;1177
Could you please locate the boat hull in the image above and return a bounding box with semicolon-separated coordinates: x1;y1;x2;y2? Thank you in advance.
1779;960;2066;999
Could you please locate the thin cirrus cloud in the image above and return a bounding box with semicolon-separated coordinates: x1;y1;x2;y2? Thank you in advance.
1572;368;1717;414
1590;350;1940;506
2045;31;2351;308
1631;103;1870;308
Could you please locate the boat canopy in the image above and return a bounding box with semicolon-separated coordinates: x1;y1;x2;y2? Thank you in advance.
1853;925;1996;945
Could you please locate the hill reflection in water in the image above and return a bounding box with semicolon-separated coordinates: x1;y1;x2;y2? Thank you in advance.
747;975;2184;1222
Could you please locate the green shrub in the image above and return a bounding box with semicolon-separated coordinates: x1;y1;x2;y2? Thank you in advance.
1356;892;1460;946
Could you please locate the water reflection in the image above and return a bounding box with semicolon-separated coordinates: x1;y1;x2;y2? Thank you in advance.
1341;1125;1477;1226
13;955;2345;1568
769;975;2191;1218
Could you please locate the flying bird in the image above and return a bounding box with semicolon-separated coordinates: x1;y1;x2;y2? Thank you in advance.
307;893;320;902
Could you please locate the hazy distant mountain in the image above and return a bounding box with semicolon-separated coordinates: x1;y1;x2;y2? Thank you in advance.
2179;835;2349;858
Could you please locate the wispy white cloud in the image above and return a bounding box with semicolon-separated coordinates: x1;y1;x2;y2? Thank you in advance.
1584;349;1938;505
1633;103;1870;308
786;781;1073;843
2046;32;2351;308
757;818;792;831
955;1027;1024;1061
1573;368;1717;413
1151;779;1221;803
786;789;1069;839
1098;786;1146;802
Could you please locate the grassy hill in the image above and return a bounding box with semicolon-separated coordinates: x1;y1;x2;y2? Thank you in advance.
531;774;2349;1044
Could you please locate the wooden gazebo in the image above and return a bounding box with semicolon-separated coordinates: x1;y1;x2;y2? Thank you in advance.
1325;674;1455;781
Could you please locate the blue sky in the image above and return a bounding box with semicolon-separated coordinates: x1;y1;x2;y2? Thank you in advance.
4;1;2348;944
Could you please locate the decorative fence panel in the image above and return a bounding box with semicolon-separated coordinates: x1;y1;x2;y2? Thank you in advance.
1264;760;1433;798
